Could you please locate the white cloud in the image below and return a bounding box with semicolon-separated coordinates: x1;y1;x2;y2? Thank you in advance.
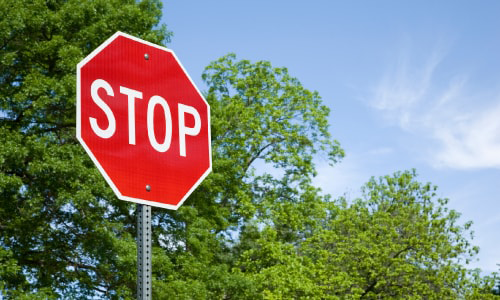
370;41;500;170
373;48;440;110
433;101;500;169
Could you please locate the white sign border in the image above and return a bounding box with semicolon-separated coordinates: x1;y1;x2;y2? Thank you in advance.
76;31;212;210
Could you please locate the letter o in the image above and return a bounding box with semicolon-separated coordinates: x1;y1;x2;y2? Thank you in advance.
147;96;172;152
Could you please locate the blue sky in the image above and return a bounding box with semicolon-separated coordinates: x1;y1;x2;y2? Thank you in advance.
161;1;500;273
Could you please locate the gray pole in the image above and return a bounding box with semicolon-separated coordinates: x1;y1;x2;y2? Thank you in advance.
137;204;152;300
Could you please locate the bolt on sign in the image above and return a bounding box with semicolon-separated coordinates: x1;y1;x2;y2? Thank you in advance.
77;32;212;210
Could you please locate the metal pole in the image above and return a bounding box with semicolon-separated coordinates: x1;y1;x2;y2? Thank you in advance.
137;204;152;300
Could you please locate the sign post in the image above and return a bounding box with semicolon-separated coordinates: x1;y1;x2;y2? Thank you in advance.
137;204;152;299
76;32;211;298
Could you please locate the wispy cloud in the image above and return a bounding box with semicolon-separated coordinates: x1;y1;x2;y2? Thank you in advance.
432;100;500;169
370;40;500;170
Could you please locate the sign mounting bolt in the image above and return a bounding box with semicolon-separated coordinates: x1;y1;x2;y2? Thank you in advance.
146;185;151;192
144;53;149;60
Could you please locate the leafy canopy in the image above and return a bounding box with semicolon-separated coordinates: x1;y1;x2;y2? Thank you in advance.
1;0;169;298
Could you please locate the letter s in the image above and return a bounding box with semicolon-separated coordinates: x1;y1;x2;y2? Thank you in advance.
90;79;116;139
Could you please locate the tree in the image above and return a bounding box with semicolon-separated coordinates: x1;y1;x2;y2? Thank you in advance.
150;53;344;299
235;170;498;299
493;265;500;295
1;0;170;298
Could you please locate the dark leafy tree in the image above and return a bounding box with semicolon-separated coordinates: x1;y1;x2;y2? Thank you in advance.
1;0;169;298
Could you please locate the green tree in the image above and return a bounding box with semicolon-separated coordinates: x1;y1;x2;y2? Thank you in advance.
237;170;498;299
150;53;344;299
1;0;169;298
493;265;500;295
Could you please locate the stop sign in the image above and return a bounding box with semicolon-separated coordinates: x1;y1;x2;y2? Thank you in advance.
76;32;211;210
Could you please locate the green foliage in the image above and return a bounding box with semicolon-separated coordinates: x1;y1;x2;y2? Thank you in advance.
150;53;344;299
300;170;496;299
1;0;169;298
493;266;500;295
231;170;499;299
1;1;497;298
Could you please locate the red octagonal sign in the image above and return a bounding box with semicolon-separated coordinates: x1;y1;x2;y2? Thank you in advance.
77;32;211;210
